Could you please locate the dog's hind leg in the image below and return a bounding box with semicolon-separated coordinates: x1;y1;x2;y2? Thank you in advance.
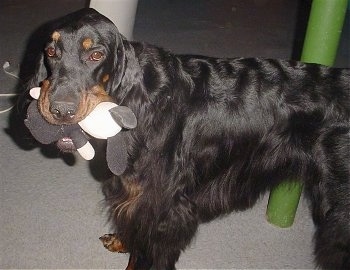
307;125;350;269
148;193;199;270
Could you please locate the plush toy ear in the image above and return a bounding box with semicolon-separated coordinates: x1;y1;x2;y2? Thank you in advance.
29;87;41;100
109;106;137;129
106;132;128;175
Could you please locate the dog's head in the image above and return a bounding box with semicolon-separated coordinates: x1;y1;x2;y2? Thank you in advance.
30;8;126;125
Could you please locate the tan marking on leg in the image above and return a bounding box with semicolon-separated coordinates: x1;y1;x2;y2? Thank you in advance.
51;31;60;42
113;180;143;219
82;38;93;50
99;234;128;253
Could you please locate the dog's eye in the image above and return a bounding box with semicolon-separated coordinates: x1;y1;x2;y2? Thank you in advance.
46;47;56;57
89;51;104;61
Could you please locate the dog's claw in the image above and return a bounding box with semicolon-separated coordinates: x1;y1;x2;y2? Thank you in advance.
99;233;128;253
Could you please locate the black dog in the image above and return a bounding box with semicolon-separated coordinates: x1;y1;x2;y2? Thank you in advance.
27;8;349;269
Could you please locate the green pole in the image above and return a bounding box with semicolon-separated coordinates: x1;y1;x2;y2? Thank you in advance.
301;0;348;66
266;0;348;228
267;181;303;228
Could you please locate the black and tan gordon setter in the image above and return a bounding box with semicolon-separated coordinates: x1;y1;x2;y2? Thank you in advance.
26;8;349;269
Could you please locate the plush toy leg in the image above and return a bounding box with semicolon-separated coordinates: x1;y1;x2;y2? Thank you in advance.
266;0;348;228
70;128;96;160
106;133;128;175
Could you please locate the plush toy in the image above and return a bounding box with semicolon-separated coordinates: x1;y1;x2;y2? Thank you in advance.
24;87;137;175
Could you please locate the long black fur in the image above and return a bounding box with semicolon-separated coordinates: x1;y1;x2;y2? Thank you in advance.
28;9;350;269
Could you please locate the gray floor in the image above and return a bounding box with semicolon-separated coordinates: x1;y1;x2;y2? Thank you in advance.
0;0;349;269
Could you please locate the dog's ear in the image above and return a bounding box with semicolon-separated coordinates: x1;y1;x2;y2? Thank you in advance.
27;53;48;89
107;34;126;97
108;35;142;104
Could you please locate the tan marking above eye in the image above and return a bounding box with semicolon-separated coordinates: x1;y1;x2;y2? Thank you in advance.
82;38;93;50
89;51;104;61
51;31;60;42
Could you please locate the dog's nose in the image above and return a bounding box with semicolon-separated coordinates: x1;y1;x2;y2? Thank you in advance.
50;101;77;120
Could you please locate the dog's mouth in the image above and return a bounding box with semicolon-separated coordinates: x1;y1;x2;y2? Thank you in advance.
56;137;76;153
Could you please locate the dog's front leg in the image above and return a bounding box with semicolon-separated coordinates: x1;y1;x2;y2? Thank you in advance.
99;233;128;253
126;251;153;270
99;234;152;270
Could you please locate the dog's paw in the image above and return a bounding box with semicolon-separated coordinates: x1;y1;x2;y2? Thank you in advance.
99;233;128;253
